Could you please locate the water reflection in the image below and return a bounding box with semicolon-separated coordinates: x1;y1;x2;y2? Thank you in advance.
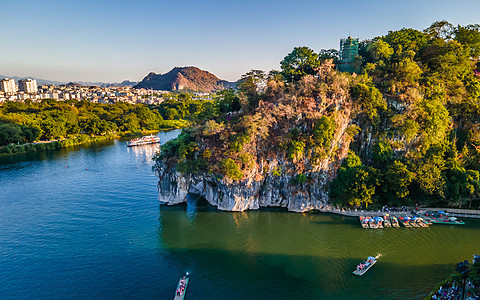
125;129;183;165
186;194;200;222
233;211;249;229
126;143;160;161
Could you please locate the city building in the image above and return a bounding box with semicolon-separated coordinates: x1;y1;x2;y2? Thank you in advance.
337;37;359;73
18;79;38;93
0;78;17;94
0;81;175;104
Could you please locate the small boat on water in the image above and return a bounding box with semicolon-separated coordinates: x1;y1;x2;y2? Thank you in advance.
353;256;378;276
421;211;465;225
428;216;465;225
174;273;189;300
127;135;160;147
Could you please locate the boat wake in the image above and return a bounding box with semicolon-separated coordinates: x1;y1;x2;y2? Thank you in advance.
375;254;382;259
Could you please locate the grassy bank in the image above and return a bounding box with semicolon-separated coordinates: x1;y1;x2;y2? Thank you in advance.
0;126;181;157
0;134;117;156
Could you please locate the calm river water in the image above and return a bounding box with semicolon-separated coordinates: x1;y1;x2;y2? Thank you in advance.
1;129;479;299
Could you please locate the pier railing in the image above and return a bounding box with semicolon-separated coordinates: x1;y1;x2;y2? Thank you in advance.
423;207;480;219
317;206;480;219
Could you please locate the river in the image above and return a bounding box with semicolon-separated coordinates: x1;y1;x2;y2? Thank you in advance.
0;130;479;299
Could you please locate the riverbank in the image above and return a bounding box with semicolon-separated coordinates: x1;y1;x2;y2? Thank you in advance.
316;205;480;219
0;129;166;157
1;132;479;299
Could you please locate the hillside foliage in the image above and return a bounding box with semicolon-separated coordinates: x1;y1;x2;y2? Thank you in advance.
163;22;480;208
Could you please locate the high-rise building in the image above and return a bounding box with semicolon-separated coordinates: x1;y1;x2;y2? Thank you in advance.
0;78;17;94
337;37;359;73
18;79;38;94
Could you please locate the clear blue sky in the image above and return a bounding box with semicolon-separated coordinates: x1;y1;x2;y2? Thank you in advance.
1;0;479;83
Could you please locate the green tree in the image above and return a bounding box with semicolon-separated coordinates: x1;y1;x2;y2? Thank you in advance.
351;78;387;124
424;20;454;40
120;113;141;132
454;24;480;58
313;116;335;148
287;140;305;162
166;108;179;120
413;154;446;198
0;123;23;145
281;47;320;82
380;161;414;205
415;97;450;151
444;144;480;207
220;158;243;181
369;40;394;61
318;49;339;62
215;89;241;113
136;106;160;130
383;28;428;55
330;152;377;208
372;141;393;168
238;70;266;111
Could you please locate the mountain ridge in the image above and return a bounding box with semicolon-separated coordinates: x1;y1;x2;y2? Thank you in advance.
134;66;237;92
0;75;138;88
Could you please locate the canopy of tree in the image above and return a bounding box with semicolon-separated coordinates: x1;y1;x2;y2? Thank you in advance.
0;93;221;148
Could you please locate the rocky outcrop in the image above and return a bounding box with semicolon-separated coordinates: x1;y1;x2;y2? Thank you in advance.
156;162;336;212
155;62;356;212
155;111;353;212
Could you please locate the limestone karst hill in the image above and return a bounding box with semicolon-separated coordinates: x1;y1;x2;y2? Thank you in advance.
134;66;236;92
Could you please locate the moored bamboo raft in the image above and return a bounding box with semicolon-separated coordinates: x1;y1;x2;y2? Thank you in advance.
390;216;400;228
383;215;392;228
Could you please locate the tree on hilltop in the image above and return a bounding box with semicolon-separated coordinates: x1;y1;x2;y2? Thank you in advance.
281;47;320;82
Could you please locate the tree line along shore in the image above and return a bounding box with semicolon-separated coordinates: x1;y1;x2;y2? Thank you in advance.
0;92;225;156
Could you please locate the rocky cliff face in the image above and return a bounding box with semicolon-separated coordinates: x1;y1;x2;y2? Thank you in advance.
155;61;356;212
155;106;353;212
156;165;330;212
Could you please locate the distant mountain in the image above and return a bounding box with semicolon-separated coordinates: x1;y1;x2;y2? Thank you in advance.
0;75;137;88
75;80;139;88
134;67;236;92
107;80;139;88
0;75;66;86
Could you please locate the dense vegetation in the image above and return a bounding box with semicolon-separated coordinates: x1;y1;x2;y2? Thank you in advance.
0;93;218;154
158;21;480;209
329;21;480;209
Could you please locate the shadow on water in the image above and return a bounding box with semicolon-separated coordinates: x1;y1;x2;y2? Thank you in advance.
2;126;476;299
311;217;358;227
0;129;182;166
159;246;455;300
155;202;480;300
0;139;116;166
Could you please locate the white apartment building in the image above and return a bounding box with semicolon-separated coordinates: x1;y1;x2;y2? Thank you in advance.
18;79;38;93
48;92;59;100
0;78;17;94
